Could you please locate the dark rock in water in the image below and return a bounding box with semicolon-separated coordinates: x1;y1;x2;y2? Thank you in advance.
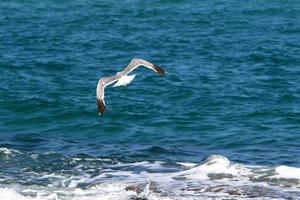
270;177;300;187
227;190;242;196
126;182;165;199
182;187;204;192
125;185;143;193
126;185;149;200
129;197;148;200
125;181;161;194
125;185;136;191
207;173;234;180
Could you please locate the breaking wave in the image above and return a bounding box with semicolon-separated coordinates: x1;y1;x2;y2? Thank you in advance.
0;149;299;199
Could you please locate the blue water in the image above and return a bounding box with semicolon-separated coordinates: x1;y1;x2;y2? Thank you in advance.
1;0;300;199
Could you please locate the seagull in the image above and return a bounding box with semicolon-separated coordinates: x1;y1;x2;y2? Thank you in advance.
96;58;167;115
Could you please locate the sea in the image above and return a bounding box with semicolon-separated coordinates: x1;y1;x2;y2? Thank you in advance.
1;0;300;199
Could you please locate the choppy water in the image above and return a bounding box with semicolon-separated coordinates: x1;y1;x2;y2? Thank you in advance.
1;0;300;199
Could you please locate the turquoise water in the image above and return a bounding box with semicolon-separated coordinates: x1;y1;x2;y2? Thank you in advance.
1;1;300;199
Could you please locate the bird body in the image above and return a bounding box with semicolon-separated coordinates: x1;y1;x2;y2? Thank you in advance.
113;74;136;87
96;58;166;115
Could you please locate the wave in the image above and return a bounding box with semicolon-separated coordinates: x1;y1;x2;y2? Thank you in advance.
0;147;21;160
0;150;299;199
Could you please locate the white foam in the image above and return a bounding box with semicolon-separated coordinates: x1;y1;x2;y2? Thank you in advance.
0;148;21;155
0;188;29;200
71;157;112;162
176;162;197;168
176;155;251;180
0;154;300;199
274;165;300;180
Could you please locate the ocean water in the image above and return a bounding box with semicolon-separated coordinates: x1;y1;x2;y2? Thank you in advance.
1;0;300;199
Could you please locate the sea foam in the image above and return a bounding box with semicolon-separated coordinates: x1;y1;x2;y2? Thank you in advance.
0;154;299;199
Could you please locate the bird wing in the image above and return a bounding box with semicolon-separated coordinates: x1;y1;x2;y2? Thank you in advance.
96;75;119;114
121;58;167;76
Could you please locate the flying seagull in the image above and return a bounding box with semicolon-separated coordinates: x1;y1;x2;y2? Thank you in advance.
96;58;167;115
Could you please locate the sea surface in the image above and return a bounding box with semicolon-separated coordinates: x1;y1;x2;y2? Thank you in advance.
1;0;300;199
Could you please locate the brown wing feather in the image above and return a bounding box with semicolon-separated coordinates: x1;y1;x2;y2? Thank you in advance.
153;64;166;75
97;99;106;115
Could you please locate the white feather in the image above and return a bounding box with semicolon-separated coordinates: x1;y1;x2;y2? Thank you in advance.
113;74;136;87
